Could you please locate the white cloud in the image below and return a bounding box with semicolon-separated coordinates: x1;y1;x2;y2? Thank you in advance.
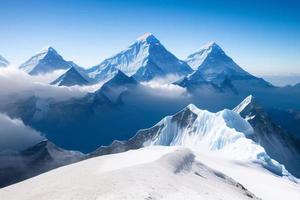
141;81;188;98
0;65;100;102
0;113;44;152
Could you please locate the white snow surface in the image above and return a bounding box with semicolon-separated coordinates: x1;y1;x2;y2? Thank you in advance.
1;146;299;200
185;41;217;70
87;33;191;81
147;104;294;180
0;146;262;200
19;46;56;73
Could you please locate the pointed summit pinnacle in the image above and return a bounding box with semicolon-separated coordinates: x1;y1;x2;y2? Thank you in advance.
136;32;159;44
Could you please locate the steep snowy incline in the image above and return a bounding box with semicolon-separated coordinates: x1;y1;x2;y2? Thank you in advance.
19;46;75;75
234;95;300;178
0;146;260;200
145;104;291;179
0;55;9;67
87;33;193;81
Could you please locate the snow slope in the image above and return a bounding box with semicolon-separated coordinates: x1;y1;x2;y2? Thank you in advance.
234;95;300;178
0;146;260;200
186;42;252;81
87;33;192;81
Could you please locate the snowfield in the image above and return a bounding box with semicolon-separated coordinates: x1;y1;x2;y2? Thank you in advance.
1;146;300;200
0;146;260;200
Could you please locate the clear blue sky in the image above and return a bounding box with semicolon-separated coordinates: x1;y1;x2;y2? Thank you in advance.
0;0;299;76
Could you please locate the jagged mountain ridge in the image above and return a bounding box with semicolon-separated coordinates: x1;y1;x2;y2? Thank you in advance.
234;95;300;177
91;100;296;181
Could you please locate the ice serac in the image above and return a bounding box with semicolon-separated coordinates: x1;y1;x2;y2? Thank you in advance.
51;64;91;86
19;46;74;75
0;140;84;188
0;54;9;67
184;42;272;88
87;33;193;82
234;95;300;178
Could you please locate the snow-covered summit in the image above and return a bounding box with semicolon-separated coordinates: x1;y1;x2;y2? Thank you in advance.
87;33;192;82
183;42;273;89
185;41;224;70
136;32;158;43
0;54;9;67
19;46;74;75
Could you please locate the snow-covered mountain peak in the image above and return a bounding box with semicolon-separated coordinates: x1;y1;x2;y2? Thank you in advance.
136;32;158;44
87;33;192;82
20;46;73;75
201;41;222;51
185;41;226;70
186;103;201;113
38;45;57;54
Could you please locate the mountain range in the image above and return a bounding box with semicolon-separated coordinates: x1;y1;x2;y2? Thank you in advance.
1;97;300;200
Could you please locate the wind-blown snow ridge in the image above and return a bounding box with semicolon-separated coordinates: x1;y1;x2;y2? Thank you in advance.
146;104;295;181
